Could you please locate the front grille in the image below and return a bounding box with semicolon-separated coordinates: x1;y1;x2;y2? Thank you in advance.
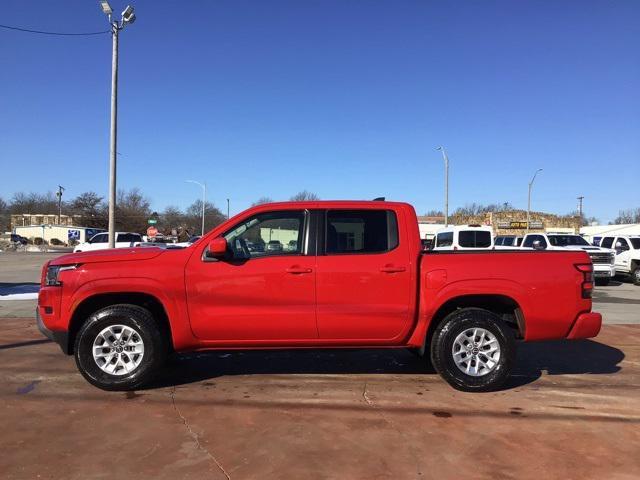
589;252;613;265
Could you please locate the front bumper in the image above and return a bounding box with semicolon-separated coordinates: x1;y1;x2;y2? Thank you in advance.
36;308;69;354
592;264;615;278
567;312;602;339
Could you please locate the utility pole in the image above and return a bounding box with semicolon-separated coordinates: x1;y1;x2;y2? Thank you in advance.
226;198;230;219
100;2;136;248
577;196;584;217
436;146;449;227
55;185;65;225
526;169;543;233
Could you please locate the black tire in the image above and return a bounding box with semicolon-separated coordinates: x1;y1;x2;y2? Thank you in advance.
430;308;516;392
74;304;168;391
632;266;640;286
595;278;610;286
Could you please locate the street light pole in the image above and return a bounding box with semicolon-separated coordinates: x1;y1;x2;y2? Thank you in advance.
436;146;449;227
56;185;65;225
526;168;543;234
100;2;136;248
108;21;118;248
186;180;206;235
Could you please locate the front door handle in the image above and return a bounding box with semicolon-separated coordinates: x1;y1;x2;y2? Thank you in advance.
286;266;313;274
380;265;406;273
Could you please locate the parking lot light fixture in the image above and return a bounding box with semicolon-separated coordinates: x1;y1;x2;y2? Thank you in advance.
526;168;543;234
186;180;207;236
100;2;136;248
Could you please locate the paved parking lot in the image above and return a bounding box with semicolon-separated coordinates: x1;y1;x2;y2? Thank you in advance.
1;252;639;479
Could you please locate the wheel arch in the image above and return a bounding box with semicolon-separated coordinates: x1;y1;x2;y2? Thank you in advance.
65;292;173;355
421;294;523;355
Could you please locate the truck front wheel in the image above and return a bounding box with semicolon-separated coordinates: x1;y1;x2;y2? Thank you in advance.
632;266;640;286
431;308;516;392
74;304;168;391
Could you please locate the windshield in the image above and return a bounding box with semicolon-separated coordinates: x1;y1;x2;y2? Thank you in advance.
548;235;590;247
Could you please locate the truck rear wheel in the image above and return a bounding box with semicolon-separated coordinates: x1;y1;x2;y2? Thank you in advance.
431;308;516;392
632;266;640;286
74;304;168;391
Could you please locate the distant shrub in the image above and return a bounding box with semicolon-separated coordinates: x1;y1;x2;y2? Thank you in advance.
33;237;48;245
50;238;65;246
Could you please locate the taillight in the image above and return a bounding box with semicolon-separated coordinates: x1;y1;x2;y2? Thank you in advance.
575;263;593;299
40;261;50;287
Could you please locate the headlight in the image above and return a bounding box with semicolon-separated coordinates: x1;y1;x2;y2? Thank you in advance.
45;265;78;286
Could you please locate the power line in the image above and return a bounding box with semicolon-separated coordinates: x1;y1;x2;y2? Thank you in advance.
0;24;109;36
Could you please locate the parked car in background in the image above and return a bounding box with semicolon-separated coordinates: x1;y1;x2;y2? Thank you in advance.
266;240;283;252
38;200;601;393
10;233;28;245
173;235;202;248
431;225;494;251
73;232;143;253
494;235;523;249
521;233;616;285
599;235;640;285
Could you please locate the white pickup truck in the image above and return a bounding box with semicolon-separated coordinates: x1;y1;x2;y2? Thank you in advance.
599;235;640;286
521;233;616;285
73;232;143;253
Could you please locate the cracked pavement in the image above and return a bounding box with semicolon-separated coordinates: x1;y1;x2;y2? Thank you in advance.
1;316;639;479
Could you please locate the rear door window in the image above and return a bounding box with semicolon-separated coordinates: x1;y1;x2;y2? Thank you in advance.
523;235;547;248
118;233;142;243
458;231;492;248
436;232;453;247
325;210;398;254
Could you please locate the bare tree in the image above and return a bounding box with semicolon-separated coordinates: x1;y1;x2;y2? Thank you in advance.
611;208;640;224
70;192;107;228
186;199;226;235
290;190;320;201
423;209;444;216
251;196;274;206
115;188;152;233
0;197;8;232
9;192;60;215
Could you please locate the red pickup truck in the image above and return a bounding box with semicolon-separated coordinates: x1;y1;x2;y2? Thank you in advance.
37;201;602;392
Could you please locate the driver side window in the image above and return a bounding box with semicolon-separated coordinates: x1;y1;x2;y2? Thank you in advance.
223;211;305;260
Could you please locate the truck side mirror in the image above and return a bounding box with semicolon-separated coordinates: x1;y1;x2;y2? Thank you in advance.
532;240;546;250
206;237;227;258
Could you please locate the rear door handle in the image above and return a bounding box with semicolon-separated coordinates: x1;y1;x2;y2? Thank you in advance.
380;265;406;273
286;266;313;274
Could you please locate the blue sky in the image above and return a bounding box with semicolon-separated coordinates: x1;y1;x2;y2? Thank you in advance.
1;1;638;222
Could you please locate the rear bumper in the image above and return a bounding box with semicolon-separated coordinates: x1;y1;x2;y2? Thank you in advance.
567;312;602;339
36;308;70;354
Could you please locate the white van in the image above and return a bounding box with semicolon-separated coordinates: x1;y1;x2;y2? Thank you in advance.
431;225;494;251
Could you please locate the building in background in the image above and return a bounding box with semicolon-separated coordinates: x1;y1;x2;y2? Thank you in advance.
417;210;582;239
13;224;105;245
10;213;81;230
